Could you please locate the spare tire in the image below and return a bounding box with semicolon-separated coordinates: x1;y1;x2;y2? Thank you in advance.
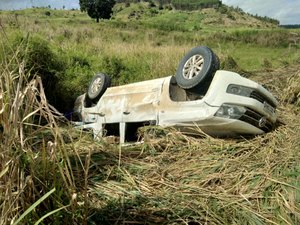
175;46;220;90
86;73;111;104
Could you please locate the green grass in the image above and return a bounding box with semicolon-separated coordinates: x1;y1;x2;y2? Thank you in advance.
142;10;204;31
215;43;300;71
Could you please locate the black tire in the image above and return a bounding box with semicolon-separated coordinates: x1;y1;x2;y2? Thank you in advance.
86;73;111;104
175;46;220;90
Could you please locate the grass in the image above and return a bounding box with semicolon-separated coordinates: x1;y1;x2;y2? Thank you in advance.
171;0;221;10
142;11;204;31
74;104;300;224
0;55;74;224
1;4;300;224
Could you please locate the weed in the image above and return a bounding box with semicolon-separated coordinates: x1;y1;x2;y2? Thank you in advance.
220;54;248;76
45;11;51;16
62;28;73;39
8;34;65;106
262;58;273;71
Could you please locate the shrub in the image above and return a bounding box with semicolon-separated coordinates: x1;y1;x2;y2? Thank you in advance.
226;11;235;20
149;8;159;16
262;58;273;71
148;1;156;8
63;29;73;39
100;55;126;85
58;65;92;113
221;55;239;70
10;35;69;112
164;4;173;10
71;55;90;68
217;5;228;14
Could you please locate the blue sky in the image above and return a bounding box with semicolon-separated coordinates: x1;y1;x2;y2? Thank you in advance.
0;0;79;10
0;0;299;25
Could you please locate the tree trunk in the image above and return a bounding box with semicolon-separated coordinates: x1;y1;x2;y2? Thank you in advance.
96;17;99;23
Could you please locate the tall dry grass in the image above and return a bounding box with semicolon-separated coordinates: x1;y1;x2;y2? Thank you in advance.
0;33;88;224
66;65;300;224
83;113;300;224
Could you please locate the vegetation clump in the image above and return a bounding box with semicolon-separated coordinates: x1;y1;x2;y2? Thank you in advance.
6;35;77;113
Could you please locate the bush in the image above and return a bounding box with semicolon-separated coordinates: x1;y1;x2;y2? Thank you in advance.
13;36;64;87
220;55;252;77
148;1;156;8
221;55;239;70
217;5;228;14
164;4;173;10
100;55;126;85
9;35;76;112
226;12;235;20
262;58;273;71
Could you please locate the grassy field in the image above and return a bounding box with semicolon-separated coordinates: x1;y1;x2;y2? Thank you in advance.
0;4;300;225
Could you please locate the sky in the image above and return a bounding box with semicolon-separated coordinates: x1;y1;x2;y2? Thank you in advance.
0;0;79;10
0;0;299;25
222;0;300;25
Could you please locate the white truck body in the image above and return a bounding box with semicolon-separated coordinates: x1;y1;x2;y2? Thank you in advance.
75;70;278;143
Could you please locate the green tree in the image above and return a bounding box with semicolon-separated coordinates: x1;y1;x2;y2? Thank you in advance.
79;0;116;22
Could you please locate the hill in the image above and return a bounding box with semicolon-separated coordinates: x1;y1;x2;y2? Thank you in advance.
114;2;278;29
114;2;279;31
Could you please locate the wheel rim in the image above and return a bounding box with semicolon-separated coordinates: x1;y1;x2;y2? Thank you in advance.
91;77;102;94
182;54;204;79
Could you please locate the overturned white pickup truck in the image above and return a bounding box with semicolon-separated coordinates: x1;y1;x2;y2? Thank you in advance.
74;46;278;143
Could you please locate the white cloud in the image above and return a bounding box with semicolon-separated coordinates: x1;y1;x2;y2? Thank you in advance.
222;0;300;24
